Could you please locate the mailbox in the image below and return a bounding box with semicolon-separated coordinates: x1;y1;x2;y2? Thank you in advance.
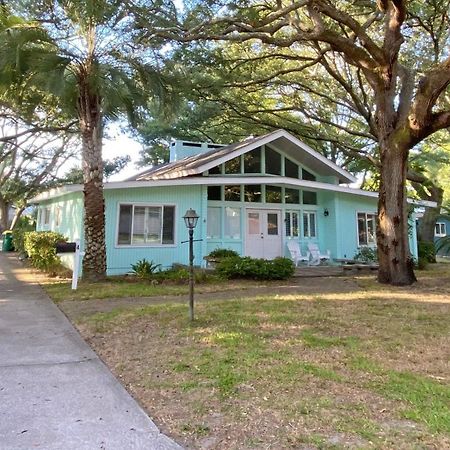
56;242;77;253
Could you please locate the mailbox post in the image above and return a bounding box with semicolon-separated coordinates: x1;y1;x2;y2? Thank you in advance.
56;239;82;290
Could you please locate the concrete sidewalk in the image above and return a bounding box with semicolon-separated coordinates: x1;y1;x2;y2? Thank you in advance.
0;253;182;450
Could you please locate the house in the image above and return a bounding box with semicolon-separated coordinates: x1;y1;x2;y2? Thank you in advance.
29;129;425;274
434;214;450;257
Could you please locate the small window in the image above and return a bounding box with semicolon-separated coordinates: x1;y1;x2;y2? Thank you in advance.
55;207;62;227
43;207;51;226
285;188;300;204
285;158;299;178
208;185;222;201
207;207;221;239
224;207;241;239
303;211;316;238
285;211;299;237
244;184;262;202
243;147;261;173
208;164;222;175
302;168;316;181
357;212;376;246
303;191;317;205
435;222;446;237
266;185;282;203
224;156;241;174
117;204;175;246
224;185;241;202
265;146;281;175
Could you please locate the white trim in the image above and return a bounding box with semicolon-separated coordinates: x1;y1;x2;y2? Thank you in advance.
303;210;317;239
29;176;438;209
115;202;177;248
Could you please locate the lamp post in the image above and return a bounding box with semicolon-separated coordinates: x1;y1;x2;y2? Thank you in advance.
183;208;199;321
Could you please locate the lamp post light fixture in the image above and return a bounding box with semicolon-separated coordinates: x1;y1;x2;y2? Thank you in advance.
183;208;199;321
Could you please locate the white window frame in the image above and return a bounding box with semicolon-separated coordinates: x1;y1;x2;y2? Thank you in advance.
435;222;446;237
285;211;299;238
207;206;221;239
41;207;51;228
224;206;241;239
357;212;377;247
303;211;317;238
115;202;176;247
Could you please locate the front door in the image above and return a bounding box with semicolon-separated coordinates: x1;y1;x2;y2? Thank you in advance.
245;209;282;259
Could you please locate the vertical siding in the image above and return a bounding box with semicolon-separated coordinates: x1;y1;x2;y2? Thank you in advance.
104;185;203;275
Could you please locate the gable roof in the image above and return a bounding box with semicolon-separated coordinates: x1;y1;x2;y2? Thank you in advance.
127;129;356;184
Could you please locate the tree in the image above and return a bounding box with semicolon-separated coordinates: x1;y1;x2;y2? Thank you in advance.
142;0;450;285
1;1;171;280
0;108;76;230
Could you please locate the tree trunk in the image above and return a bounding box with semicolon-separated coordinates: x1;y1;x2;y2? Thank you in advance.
377;137;416;285
0;194;10;232
10;206;25;230
417;185;443;244
78;81;107;281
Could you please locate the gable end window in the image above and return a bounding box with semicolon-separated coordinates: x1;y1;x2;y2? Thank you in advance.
117;204;175;246
357;212;376;246
435;222;446;237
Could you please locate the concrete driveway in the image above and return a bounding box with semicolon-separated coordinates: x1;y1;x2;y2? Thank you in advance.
0;253;182;450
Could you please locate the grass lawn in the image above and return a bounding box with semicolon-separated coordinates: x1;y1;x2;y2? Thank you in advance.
51;264;450;449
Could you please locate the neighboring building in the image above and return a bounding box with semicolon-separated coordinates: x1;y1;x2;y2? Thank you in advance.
434;214;450;257
29;129;424;274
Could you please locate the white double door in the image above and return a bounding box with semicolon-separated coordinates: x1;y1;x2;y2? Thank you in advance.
245;209;282;260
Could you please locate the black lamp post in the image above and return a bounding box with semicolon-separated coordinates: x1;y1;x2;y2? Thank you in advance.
183;208;199;321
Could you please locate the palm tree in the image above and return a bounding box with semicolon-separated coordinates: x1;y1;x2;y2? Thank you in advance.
0;1;169;280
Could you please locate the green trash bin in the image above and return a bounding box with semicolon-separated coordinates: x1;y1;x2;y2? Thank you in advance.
2;230;13;251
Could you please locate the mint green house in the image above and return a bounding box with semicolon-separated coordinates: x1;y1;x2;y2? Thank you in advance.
31;129;421;274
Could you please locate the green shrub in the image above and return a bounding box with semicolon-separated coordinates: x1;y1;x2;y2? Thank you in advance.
416;256;428;270
216;256;294;280
207;248;239;259
12;216;36;256
152;265;219;284
131;259;161;278
354;247;378;263
24;231;67;272
418;241;436;263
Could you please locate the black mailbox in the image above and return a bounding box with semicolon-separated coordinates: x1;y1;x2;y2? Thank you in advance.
56;242;77;253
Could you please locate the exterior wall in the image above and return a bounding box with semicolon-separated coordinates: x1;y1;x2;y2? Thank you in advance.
104;185;204;275
35;193;84;270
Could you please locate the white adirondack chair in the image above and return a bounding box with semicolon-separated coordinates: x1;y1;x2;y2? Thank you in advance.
307;243;331;266
287;241;310;266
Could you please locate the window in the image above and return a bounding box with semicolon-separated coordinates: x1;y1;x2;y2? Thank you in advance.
224;185;241;201
302;168;316;181
42;207;51;227
265;146;281;175
285;211;299;237
285;158;299;178
244;184;262;202
266;185;282;203
208;185;222;201
207;207;221;239
55;207;62;227
303;191;317;205
224;207;241;239
208;164;222;175
357;212;376;246
285;188;300;204
243;147;261;173
435;222;446;237
117;204;175;246
303;211;317;238
267;213;279;235
224;156;241;174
